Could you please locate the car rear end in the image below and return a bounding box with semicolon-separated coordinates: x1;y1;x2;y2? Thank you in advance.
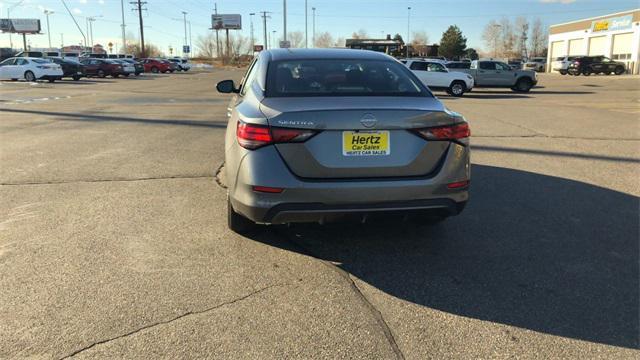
105;60;124;76
226;51;470;226
31;58;63;80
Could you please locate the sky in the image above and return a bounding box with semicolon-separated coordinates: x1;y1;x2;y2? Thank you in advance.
1;0;638;54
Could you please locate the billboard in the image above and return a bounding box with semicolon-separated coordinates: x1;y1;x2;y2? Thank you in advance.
0;18;41;34
212;14;241;30
591;14;633;33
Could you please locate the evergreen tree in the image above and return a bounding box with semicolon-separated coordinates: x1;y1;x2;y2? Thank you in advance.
438;25;467;59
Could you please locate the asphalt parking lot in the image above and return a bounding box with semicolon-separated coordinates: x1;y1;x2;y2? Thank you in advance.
1;70;638;359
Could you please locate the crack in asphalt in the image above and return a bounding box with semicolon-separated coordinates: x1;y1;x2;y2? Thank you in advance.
0;175;214;186
273;229;405;360
58;283;284;359
214;162;227;189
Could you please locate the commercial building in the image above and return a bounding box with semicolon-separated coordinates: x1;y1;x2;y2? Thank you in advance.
547;9;640;74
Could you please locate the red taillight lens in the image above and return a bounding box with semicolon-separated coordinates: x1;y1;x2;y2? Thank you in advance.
447;180;470;189
252;186;284;193
237;121;317;150
271;127;317;143
413;123;470;141
237;122;272;149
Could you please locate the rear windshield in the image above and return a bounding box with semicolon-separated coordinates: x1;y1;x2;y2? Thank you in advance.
32;59;51;64
266;59;429;97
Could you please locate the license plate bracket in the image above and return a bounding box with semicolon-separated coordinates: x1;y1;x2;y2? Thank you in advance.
342;130;390;156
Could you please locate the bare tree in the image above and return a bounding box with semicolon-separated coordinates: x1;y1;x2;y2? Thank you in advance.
351;29;368;39
482;20;501;58
230;34;249;56
287;31;305;48
126;42;161;57
314;32;334;48
411;31;429;46
500;17;517;59
196;32;216;58
334;37;345;47
529;18;547;57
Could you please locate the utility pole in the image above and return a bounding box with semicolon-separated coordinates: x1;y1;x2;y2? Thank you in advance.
260;11;271;50
188;21;192;57
406;6;411;58
120;0;126;54
88;17;96;48
249;13;255;51
304;0;308;48
312;7;316;48
60;33;64;49
283;0;287;43
44;10;54;50
214;3;219;58
131;0;147;57
182;11;188;57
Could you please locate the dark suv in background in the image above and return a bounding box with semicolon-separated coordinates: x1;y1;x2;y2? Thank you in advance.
568;56;626;76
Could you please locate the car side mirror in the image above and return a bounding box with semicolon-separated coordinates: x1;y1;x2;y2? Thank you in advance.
217;79;239;94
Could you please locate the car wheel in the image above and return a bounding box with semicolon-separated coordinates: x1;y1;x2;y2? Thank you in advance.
113;74;120;78
47;78;55;83
227;197;256;235
513;78;532;93
582;68;591;76
24;71;36;82
559;70;567;75
448;81;466;97
614;66;625;75
151;67;159;73
98;69;106;78
72;75;80;81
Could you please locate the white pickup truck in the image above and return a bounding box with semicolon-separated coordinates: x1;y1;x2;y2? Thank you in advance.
401;59;474;97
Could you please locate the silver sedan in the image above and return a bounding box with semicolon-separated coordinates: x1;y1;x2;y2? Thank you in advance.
217;49;470;233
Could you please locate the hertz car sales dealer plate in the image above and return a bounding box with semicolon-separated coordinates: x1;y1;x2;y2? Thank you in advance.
342;131;390;156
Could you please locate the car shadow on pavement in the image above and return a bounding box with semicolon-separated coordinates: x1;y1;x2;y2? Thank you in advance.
251;164;639;349
0;108;228;129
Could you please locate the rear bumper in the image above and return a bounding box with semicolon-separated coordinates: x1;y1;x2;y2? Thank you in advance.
228;143;470;224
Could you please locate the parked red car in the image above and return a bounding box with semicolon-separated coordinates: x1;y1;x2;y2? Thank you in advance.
141;58;172;73
80;58;125;78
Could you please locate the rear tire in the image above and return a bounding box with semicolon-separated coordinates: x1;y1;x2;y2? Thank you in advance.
227;197;256;235
47;78;55;83
98;69;106;78
512;78;532;92
24;71;36;82
614;66;625;75
559;70;567;75
151;67;159;73
582;68;591;76
448;81;466;97
72;75;81;81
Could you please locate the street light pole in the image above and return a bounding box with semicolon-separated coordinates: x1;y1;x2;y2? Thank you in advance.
305;0;308;48
312;7;316;48
182;11;188;57
120;0;126;54
283;0;287;44
44;10;54;50
249;13;255;51
406;6;411;58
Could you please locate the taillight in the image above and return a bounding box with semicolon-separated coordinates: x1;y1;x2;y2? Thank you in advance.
237;122;272;149
237;121;317;150
412;122;470;141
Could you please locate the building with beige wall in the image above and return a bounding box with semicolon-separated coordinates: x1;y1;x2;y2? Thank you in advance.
547;9;640;74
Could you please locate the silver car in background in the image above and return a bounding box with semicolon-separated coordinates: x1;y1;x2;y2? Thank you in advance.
217;49;470;233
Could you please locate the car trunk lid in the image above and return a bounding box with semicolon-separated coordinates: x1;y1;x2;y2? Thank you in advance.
260;96;457;179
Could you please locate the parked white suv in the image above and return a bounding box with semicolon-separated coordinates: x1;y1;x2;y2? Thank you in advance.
170;57;191;71
552;56;582;75
402;59;474;97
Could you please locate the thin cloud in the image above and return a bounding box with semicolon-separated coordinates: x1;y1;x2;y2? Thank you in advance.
79;0;87;4
72;8;82;14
